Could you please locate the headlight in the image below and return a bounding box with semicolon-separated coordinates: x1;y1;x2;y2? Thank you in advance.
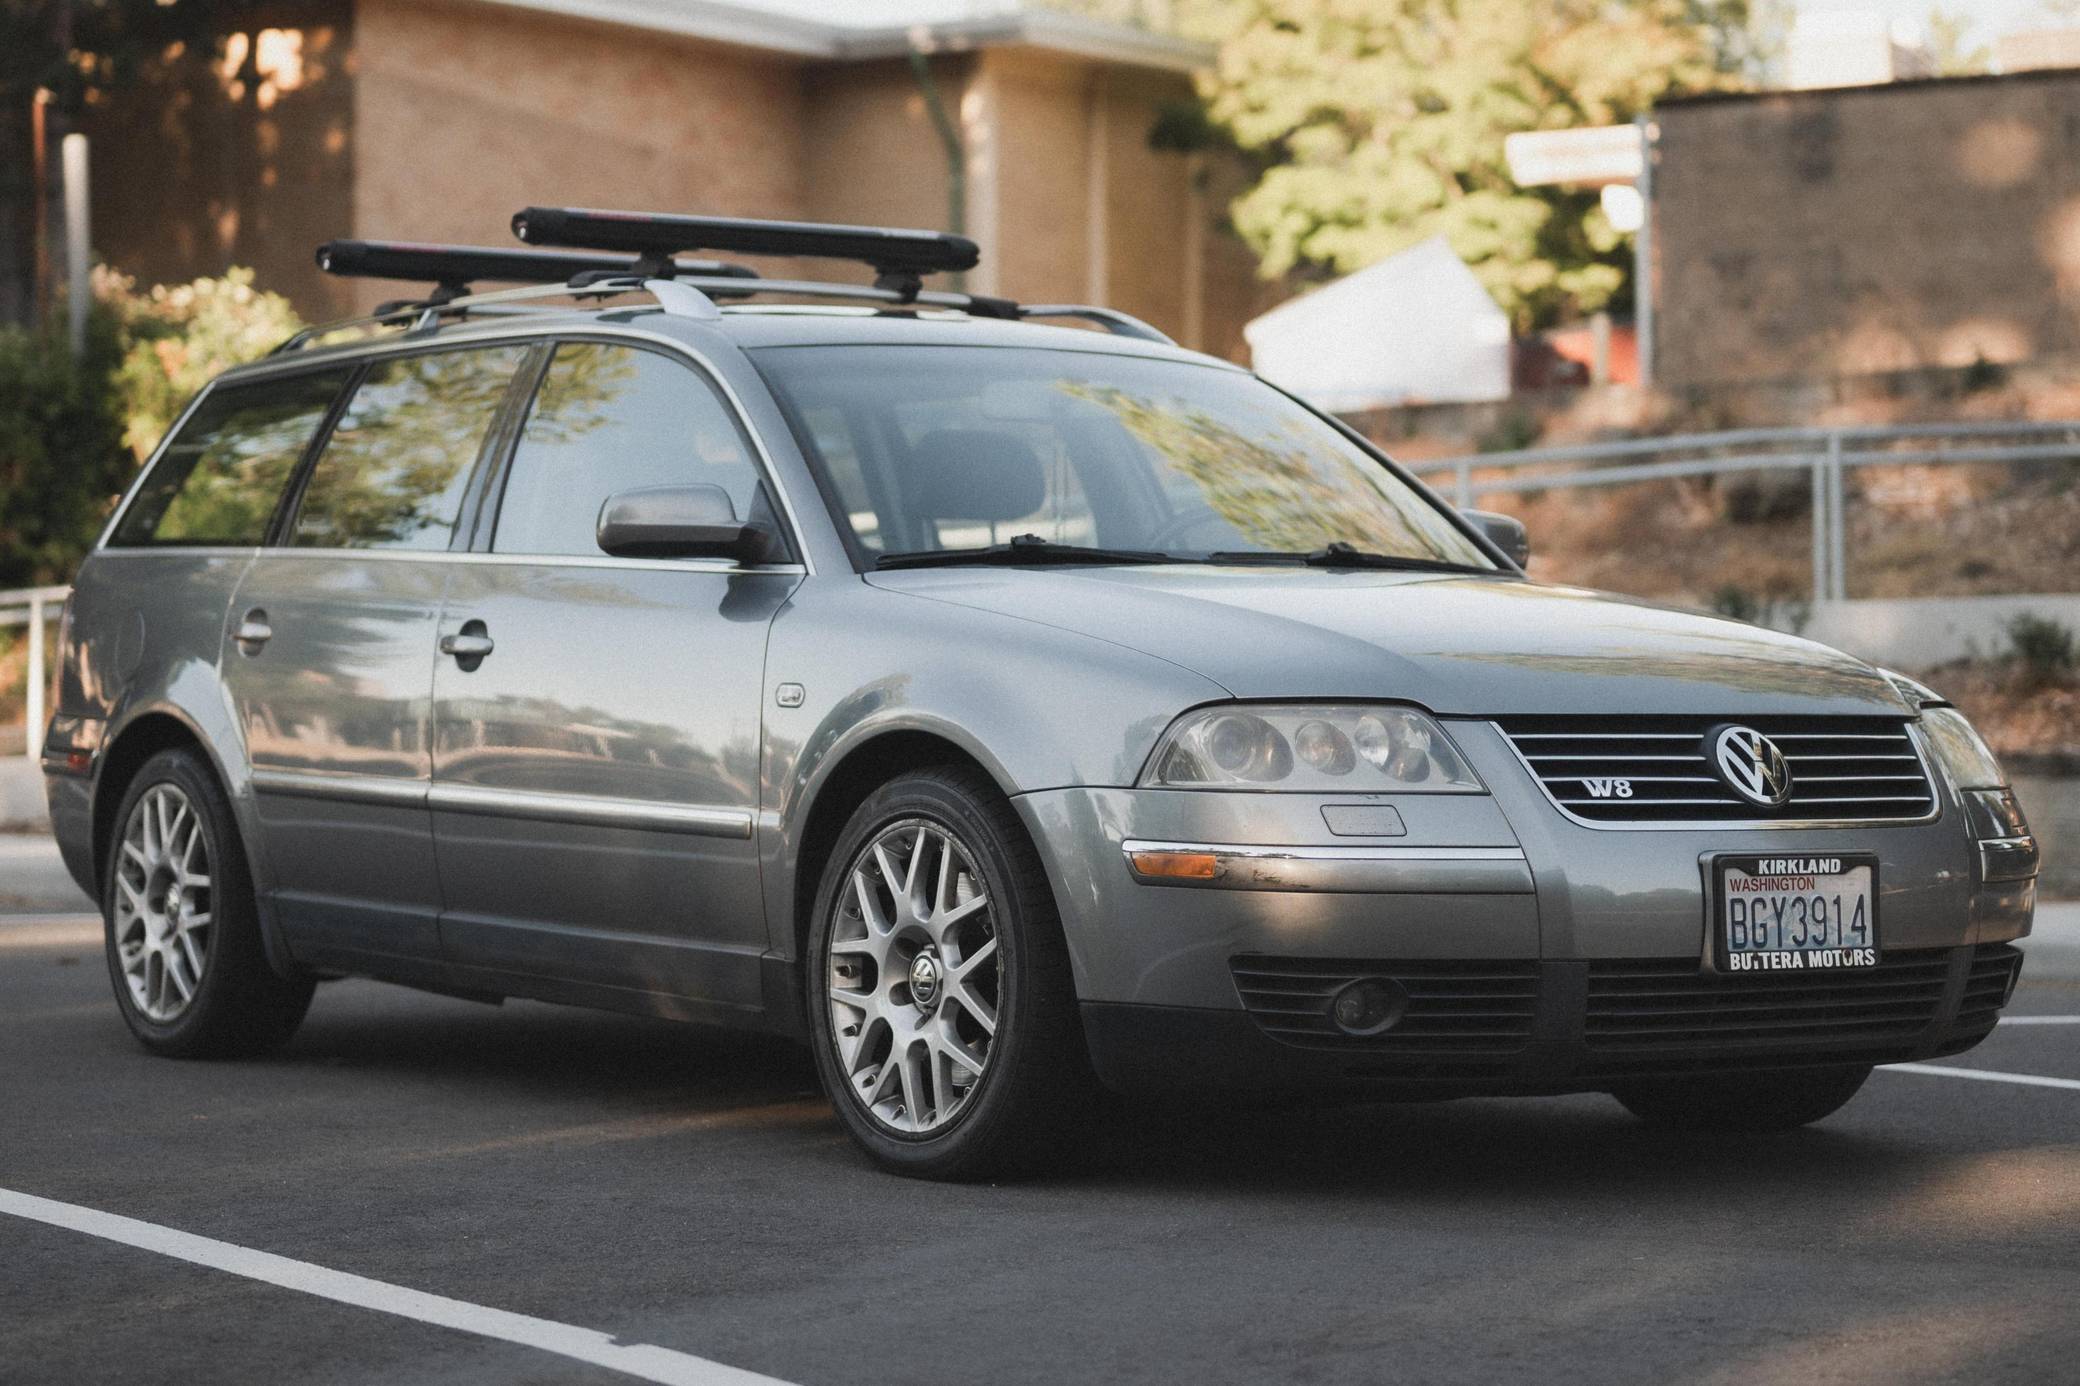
1880;669;2006;789
1143;705;1483;792
1919;706;2006;790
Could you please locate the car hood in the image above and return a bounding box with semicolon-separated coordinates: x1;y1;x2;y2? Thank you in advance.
868;567;1913;718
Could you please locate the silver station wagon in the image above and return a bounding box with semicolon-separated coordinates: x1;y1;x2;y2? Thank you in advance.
44;209;2039;1178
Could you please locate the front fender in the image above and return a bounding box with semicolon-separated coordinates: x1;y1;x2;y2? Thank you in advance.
757;577;1230;961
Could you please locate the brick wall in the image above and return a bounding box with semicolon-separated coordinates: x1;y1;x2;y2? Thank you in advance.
78;0;1263;353
1656;71;2080;386
350;0;809;315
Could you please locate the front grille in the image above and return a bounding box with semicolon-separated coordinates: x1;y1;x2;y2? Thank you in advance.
1953;943;2024;1036
1497;715;1937;824
1584;949;1954;1056
1231;956;1538;1063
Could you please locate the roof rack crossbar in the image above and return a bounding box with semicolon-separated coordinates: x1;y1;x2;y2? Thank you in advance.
512;206;978;300
317;240;760;290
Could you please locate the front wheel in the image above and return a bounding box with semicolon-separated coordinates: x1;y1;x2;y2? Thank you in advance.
807;766;1091;1180
1612;1064;1872;1132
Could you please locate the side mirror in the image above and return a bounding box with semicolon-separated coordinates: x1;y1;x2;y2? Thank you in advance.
596;483;774;563
1462;508;1529;568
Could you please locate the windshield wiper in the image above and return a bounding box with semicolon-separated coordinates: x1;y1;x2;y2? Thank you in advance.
1204;542;1494;574
875;533;1186;570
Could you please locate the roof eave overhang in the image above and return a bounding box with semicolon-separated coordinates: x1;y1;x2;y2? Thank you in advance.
458;0;1212;73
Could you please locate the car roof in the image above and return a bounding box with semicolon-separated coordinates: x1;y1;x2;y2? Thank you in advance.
218;298;1245;388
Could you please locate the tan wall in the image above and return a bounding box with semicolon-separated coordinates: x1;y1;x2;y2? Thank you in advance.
801;56;968;284
979;50;1266;359
81;1;357;318
1657;73;2080;386
348;0;808;312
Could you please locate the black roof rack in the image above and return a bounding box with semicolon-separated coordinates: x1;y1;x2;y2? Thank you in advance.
315;239;760;305
511;206;978;298
276;212;1176;354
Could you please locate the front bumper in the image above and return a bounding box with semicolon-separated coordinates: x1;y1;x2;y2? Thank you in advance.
1079;943;2022;1096
1014;720;2034;1096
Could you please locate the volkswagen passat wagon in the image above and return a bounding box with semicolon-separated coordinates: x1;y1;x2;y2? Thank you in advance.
44;215;2038;1179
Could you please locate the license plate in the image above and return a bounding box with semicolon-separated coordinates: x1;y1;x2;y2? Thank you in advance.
1714;854;1878;972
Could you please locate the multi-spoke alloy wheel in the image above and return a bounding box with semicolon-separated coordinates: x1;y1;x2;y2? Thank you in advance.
810;766;1092;1179
112;784;213;1022
102;748;314;1057
827;818;1001;1135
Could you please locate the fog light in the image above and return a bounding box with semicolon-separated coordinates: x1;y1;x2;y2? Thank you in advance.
1330;978;1406;1036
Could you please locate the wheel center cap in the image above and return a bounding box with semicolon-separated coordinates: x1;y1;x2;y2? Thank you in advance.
908;951;944;1009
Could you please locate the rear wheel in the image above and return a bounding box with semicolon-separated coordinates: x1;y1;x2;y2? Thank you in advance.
807;766;1091;1179
1612;1064;1872;1132
103;748;313;1057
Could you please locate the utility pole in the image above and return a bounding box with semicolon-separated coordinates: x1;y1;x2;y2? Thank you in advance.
63;133;89;358
1634;116;1656;389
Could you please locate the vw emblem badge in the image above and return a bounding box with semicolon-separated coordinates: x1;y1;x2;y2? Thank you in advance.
1709;725;1793;808
908;952;943;1008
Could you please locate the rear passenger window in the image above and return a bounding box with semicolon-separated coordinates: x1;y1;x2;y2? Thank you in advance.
491;343;775;558
109;370;350;547
290;346;527;551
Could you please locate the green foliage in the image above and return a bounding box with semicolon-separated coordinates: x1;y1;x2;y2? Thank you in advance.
1710;583;1760;622
1925;7;1991;78
1708;583;1809;634
1180;0;1749;329
99;266;304;460
0;266;299;585
0;303;126;586
2008;612;2076;689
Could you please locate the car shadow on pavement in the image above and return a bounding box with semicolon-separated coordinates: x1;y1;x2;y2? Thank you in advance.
271;986;1999;1217
277;980;825;1110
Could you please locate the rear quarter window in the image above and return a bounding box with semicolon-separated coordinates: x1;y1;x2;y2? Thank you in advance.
108;370;351;548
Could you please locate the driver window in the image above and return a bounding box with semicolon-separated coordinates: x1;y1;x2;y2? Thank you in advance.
493;342;777;558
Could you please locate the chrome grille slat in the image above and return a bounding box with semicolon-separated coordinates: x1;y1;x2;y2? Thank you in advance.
1496;714;1937;825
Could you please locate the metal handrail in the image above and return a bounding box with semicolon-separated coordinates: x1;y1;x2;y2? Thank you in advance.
1408;421;2080;603
3;584;68;761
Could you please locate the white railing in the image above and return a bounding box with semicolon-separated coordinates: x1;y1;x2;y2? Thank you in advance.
2;585;68;761
1408;421;2080;602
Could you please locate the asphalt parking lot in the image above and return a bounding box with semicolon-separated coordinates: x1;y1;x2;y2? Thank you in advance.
3;834;2077;1386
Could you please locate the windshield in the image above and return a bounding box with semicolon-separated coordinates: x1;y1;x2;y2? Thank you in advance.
751;345;1496;570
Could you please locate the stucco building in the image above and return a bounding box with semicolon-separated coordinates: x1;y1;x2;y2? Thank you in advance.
1654;68;2080;386
81;0;1269;358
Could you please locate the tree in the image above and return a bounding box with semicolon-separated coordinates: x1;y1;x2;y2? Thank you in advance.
1925;7;1991;76
0;2;272;322
1175;0;1741;330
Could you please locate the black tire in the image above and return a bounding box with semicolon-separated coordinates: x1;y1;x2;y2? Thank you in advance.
1612;1064;1872;1132
806;765;1093;1180
102;748;314;1058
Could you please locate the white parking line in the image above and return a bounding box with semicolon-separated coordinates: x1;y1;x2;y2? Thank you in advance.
0;1188;792;1386
1886;1064;2080;1092
1999;1016;2080;1025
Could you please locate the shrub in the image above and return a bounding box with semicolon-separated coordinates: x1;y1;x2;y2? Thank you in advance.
2008;612;2076;688
0;268;302;588
98;266;304;460
0;306;127;587
1710;584;1759;623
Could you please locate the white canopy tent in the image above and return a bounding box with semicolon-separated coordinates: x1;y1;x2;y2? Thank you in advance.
1243;238;1511;412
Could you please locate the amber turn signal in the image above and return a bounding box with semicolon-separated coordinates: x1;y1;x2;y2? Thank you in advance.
1128;850;1219;880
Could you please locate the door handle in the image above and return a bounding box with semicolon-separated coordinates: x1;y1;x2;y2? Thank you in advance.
439;620;494;669
233;610;272;655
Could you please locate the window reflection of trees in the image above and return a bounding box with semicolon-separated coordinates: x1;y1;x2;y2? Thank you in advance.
1059;381;1475;559
123;373;349;545
293;347;527;550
